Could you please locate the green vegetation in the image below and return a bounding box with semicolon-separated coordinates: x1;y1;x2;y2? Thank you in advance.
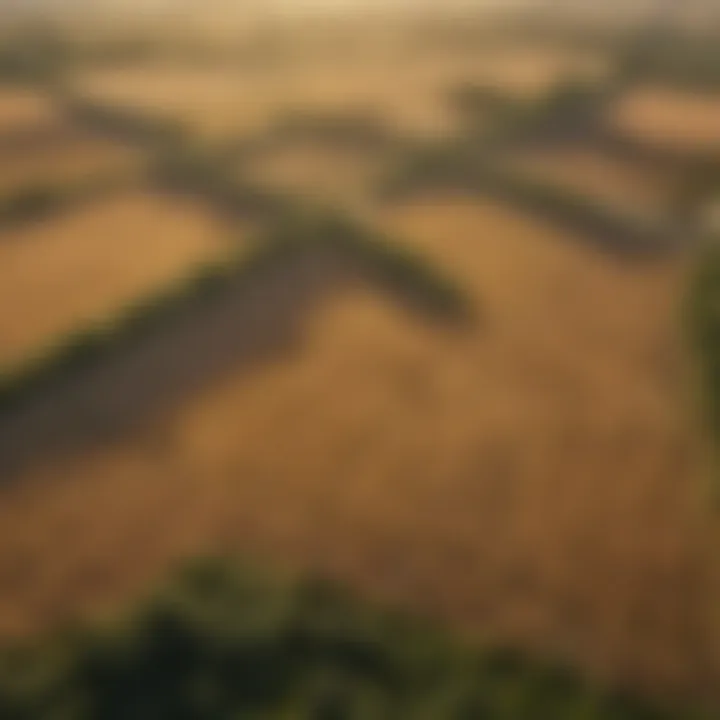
0;558;702;719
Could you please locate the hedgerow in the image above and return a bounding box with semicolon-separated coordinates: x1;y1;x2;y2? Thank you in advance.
0;210;470;419
0;558;703;720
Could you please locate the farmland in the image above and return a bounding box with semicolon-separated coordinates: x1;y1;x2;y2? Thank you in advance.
500;147;681;219
0;87;60;136
607;85;720;156
72;43;610;142
0;5;720;717
0;130;143;195
0;196;710;699
0;192;233;371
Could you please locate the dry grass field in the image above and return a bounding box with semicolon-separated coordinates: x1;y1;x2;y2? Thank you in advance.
607;85;720;155
0;191;233;371
0;195;714;698
0;131;144;194
240;141;387;209
502;147;682;217
0;87;61;136
72;45;607;142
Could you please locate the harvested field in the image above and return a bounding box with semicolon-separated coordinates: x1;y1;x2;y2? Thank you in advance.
240;141;387;210
607;86;720;155
449;47;610;100
73;45;606;141
73;64;457;142
502;147;682;217
0;192;232;371
0;132;144;195
0;196;713;699
0;88;60;137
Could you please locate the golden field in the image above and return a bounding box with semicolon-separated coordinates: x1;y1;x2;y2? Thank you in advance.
502;147;682;217
72;45;608;142
3;10;720;707
240;140;387;210
0;196;713;697
0;87;60;135
608;85;720;155
0;131;144;194
0;192;232;371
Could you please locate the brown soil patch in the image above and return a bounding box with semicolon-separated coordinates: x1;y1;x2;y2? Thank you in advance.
608;86;720;155
0;192;232;372
0;196;714;698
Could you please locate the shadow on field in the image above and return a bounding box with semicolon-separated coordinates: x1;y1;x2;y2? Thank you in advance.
0;247;468;480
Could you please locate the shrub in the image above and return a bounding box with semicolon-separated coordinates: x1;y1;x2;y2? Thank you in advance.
0;558;702;719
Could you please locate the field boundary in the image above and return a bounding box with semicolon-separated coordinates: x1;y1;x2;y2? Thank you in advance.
0;210;471;427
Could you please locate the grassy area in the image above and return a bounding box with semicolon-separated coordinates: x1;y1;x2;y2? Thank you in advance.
0;558;704;719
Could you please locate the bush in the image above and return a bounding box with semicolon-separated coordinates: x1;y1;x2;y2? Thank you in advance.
0;558;702;719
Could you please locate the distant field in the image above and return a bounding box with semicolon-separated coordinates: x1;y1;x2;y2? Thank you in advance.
0;192;231;371
607;86;720;155
240;141;388;210
0;195;709;698
0;131;144;195
72;45;607;142
0;88;60;136
502;147;682;218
